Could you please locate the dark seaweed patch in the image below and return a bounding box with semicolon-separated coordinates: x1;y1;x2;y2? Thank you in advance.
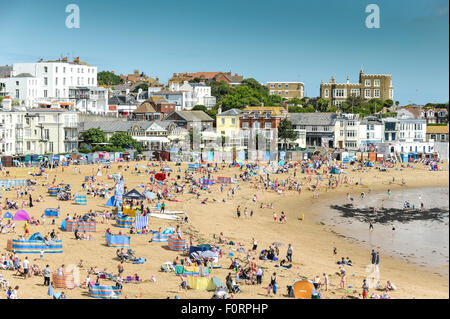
330;203;449;224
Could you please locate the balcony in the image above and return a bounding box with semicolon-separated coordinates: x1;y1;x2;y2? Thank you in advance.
64;136;78;141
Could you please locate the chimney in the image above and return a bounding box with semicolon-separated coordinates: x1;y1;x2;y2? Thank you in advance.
134;69;139;74
156;77;159;82
173;73;177;77
346;76;350;84
1;97;12;111
218;105;222;114
73;57;80;63
331;76;335;84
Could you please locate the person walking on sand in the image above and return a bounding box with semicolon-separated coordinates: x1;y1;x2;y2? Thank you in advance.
43;265;51;286
371;250;377;264
376;252;380;266
323;273;329;291
369;221;374;230
340;271;347;289
362;279;369;299
286;244;293;263
118;261;124;277
236;206;241;219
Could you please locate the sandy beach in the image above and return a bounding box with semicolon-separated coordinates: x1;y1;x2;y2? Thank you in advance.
0;160;448;299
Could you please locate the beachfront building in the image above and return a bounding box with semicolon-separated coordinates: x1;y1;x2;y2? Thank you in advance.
216;108;245;152
334;113;361;150
163;110;214;131
107;95;139;117
2;57;107;114
165;81;216;110
0;98;78;155
426;125;449;143
267;82;305;100
320;70;393;107
358;116;384;151
289;113;337;148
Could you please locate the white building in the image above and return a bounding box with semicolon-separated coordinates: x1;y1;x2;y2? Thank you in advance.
334;113;361;150
0;98;78;156
166;81;216;110
359;116;384;150
1;58;107;114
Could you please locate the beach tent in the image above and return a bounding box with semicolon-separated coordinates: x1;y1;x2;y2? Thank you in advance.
44;208;59;218
64;220;96;232
168;235;186;251
365;161;373;167
123;189;145;200
52;272;75;289
75;195;87;205
151;228;174;242
13;209;30;221
116;215;133;229
105;196;116;207
185;276;224;291
89;285;121;299
292;280;314;299
105;233;130;247
134;215;148;230
3;212;13;219
330;168;340;174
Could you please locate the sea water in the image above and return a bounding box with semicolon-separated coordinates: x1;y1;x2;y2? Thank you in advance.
318;187;449;276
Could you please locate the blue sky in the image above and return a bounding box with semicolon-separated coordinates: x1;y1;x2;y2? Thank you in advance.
0;0;448;104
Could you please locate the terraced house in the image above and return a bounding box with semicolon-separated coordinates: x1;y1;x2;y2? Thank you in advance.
320;70;393;107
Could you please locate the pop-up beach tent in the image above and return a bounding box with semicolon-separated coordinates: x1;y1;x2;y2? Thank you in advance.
13;210;30;221
3;212;14;220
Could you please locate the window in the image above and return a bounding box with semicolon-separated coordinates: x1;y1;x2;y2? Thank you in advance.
348;120;355;126
311;126;317;132
365;89;371;98
15;89;19;98
346;130;356;137
374;79;380;87
365;79;371;86
44;90;48;97
324;89;329;98
333;89;346;98
389;89;393;99
55;77;58;85
278;84;282;88
231;118;236;125
323;126;329;131
374;89;380;98
253;122;260;129
367;124;374;130
265;122;272;129
270;84;274;88
63;78;66;85
441;134;446;141
350;89;360;97
26;141;31;150
285;84;289;88
44;77;48;85
242;122;249;129
221;118;225;125
298;125;306;130
63;67;66;73
285;91;289;95
55;67;58;73
16;81;19;86
49;142;54;153
340;130;344;137
44;66;48;73
278;91;282;95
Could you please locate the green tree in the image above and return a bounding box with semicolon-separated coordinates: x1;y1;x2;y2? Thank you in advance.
315;98;330;112
97;71;123;86
278;118;299;150
133;83;149;92
288;98;303;106
395;100;400;107
80;128;107;148
383;99;394;108
303;104;316;113
192;105;208;112
109;132;142;153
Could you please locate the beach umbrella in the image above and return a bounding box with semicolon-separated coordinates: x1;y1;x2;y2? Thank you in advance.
48;282;53;296
272;242;284;247
155;173;166;181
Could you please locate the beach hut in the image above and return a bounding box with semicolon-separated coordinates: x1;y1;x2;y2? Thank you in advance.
8;232;63;254
105;233;130;247
13;210;30;221
75;195;87;205
151;228;174;242
48;187;58;197
52;272;75;289
44;208;59;218
168;235;187;251
292;280;314;299
89;285;121;299
116;215;134;229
